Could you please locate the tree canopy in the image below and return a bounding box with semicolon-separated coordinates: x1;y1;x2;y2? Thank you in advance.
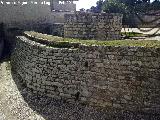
89;0;160;14
85;0;160;27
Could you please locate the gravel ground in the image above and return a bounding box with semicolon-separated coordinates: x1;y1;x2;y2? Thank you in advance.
0;61;45;120
0;61;160;120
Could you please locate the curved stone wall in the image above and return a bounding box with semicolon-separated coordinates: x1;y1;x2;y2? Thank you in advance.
11;36;160;111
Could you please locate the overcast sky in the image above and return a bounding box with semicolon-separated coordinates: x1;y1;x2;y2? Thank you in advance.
74;0;97;10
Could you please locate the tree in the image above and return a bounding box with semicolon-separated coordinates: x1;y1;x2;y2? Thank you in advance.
79;8;85;12
88;0;160;27
96;0;104;12
90;0;160;14
88;0;103;13
151;0;160;11
102;0;128;14
90;6;97;13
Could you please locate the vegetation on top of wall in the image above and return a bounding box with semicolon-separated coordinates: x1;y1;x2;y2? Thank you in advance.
24;31;160;48
121;32;145;37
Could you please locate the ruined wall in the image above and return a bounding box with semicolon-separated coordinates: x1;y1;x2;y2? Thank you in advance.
51;23;64;37
0;0;76;57
11;36;160;111
64;13;123;40
52;0;77;12
0;0;53;24
0;0;75;25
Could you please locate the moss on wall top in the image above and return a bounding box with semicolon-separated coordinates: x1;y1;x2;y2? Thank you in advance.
24;31;160;48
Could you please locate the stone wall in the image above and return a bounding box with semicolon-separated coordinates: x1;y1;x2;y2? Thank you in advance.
0;0;75;57
0;1;52;24
51;23;64;37
11;36;160;111
51;0;77;12
64;12;123;40
0;0;75;24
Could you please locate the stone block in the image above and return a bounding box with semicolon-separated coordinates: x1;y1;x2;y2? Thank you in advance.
11;36;160;111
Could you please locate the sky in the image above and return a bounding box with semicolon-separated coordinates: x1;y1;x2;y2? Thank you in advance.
74;0;97;10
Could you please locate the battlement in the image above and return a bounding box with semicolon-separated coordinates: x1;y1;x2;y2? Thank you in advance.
0;0;78;24
0;0;78;12
51;0;78;12
0;0;50;5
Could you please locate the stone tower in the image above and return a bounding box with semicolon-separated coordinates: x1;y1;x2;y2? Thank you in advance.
50;0;78;12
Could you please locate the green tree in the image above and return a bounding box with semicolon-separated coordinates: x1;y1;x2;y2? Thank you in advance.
90;0;104;13
151;0;160;11
90;0;160;14
102;0;128;13
96;0;104;12
79;8;85;12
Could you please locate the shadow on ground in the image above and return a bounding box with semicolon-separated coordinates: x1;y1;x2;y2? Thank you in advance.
10;62;160;120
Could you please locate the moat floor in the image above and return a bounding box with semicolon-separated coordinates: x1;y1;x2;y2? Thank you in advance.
0;61;160;120
0;61;44;120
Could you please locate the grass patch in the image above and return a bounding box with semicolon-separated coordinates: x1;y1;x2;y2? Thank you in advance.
121;32;144;37
24;31;160;48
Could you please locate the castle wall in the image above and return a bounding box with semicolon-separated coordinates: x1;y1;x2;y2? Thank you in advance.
0;0;76;25
64;13;123;40
0;0;75;56
52;1;76;12
0;1;54;24
11;36;160;111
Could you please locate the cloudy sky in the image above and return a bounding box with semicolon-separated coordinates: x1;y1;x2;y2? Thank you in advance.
74;0;97;10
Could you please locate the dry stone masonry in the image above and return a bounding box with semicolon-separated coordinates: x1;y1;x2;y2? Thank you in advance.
11;36;160;111
0;0;77;24
51;0;78;12
64;12;123;40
